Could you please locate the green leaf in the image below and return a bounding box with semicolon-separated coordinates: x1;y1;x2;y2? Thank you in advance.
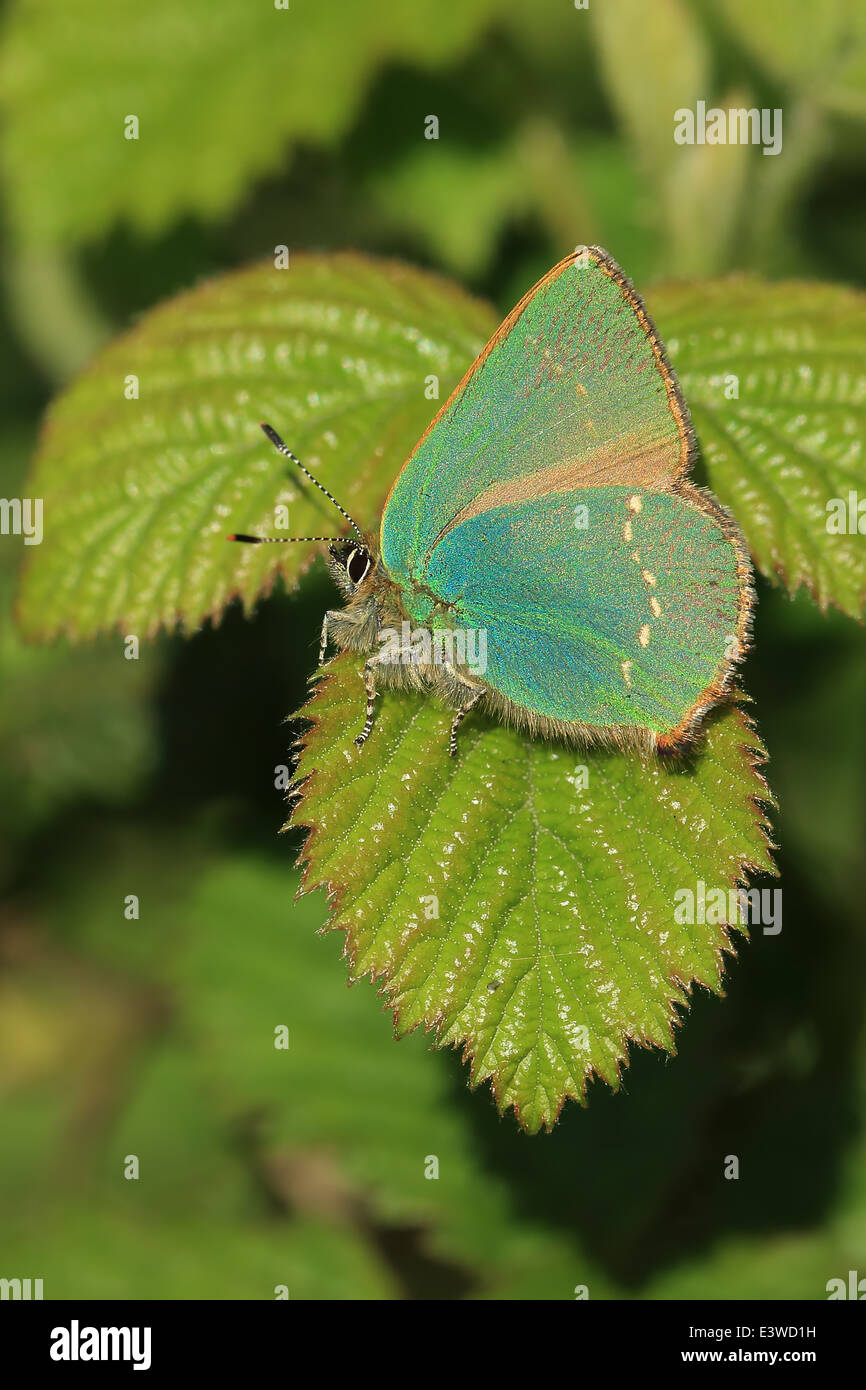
289;654;774;1134
0;431;158;870
16;253;494;640
22;256;864;638
174;857;596;1289
713;0;866;120
651;275;866;617
1;843;605;1295
0;1202;398;1300
0;869;400;1299
0;0;502;248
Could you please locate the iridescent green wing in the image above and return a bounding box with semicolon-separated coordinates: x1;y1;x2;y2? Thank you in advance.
424;484;747;742
379;248;750;744
380;247;690;612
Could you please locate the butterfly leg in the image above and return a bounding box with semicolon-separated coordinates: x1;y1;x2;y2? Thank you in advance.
354;651;387;750
449;690;484;758
319;611;340;665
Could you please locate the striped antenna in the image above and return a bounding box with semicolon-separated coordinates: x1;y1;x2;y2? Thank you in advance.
260;422;364;542
227;422;364;546
228;533;341;545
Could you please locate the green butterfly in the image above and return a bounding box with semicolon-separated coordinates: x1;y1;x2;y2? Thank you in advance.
232;248;752;757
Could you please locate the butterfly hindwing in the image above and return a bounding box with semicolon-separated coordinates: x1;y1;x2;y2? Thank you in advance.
424;485;743;735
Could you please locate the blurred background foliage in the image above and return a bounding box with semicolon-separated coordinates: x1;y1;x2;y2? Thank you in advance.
1;0;865;1298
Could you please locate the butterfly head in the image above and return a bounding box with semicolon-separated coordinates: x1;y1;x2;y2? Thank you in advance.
327;539;376;598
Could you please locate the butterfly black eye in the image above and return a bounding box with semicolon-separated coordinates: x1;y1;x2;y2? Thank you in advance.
346;548;371;585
